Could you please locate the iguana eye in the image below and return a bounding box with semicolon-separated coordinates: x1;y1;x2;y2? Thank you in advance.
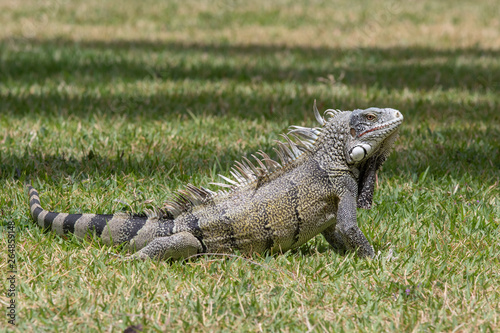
365;114;376;121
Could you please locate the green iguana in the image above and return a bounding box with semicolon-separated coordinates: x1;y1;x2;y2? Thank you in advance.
28;103;403;260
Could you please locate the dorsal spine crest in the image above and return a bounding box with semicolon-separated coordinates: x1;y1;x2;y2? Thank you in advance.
162;102;346;219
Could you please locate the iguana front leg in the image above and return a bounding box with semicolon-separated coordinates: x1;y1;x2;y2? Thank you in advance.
322;190;375;258
132;231;203;260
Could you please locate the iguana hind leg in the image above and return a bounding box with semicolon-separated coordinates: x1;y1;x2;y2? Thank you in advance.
132;231;203;260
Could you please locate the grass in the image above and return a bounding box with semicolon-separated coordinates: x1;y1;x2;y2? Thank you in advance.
1;0;499;331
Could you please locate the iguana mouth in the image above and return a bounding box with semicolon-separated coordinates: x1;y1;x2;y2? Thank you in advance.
358;119;400;138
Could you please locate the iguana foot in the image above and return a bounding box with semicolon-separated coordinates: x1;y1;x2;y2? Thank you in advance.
131;231;203;260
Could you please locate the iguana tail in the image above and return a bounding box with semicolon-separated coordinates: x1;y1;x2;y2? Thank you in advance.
27;185;172;248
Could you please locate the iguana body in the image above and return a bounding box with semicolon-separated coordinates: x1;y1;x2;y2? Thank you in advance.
28;104;403;260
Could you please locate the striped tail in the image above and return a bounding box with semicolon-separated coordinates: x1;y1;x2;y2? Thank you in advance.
27;185;172;248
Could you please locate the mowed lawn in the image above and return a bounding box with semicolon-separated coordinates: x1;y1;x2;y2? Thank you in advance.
1;0;499;331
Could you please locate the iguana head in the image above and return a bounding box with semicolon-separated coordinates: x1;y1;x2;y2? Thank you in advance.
340;107;403;208
345;107;403;165
208;103;403;211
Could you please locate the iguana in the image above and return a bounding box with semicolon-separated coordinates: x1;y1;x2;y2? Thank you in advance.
27;103;403;260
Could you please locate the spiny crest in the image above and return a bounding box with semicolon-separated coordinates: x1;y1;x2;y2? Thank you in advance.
163;184;215;218
313;99;342;123
162;101;341;219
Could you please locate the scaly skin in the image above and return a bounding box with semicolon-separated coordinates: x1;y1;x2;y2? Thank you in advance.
28;104;403;260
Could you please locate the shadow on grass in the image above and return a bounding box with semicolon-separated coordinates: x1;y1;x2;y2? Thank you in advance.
382;140;500;181
1;148;222;182
2;128;499;185
2;37;499;93
1;38;499;182
1;37;499;124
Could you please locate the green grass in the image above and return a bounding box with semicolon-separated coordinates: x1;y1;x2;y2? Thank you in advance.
1;0;499;331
